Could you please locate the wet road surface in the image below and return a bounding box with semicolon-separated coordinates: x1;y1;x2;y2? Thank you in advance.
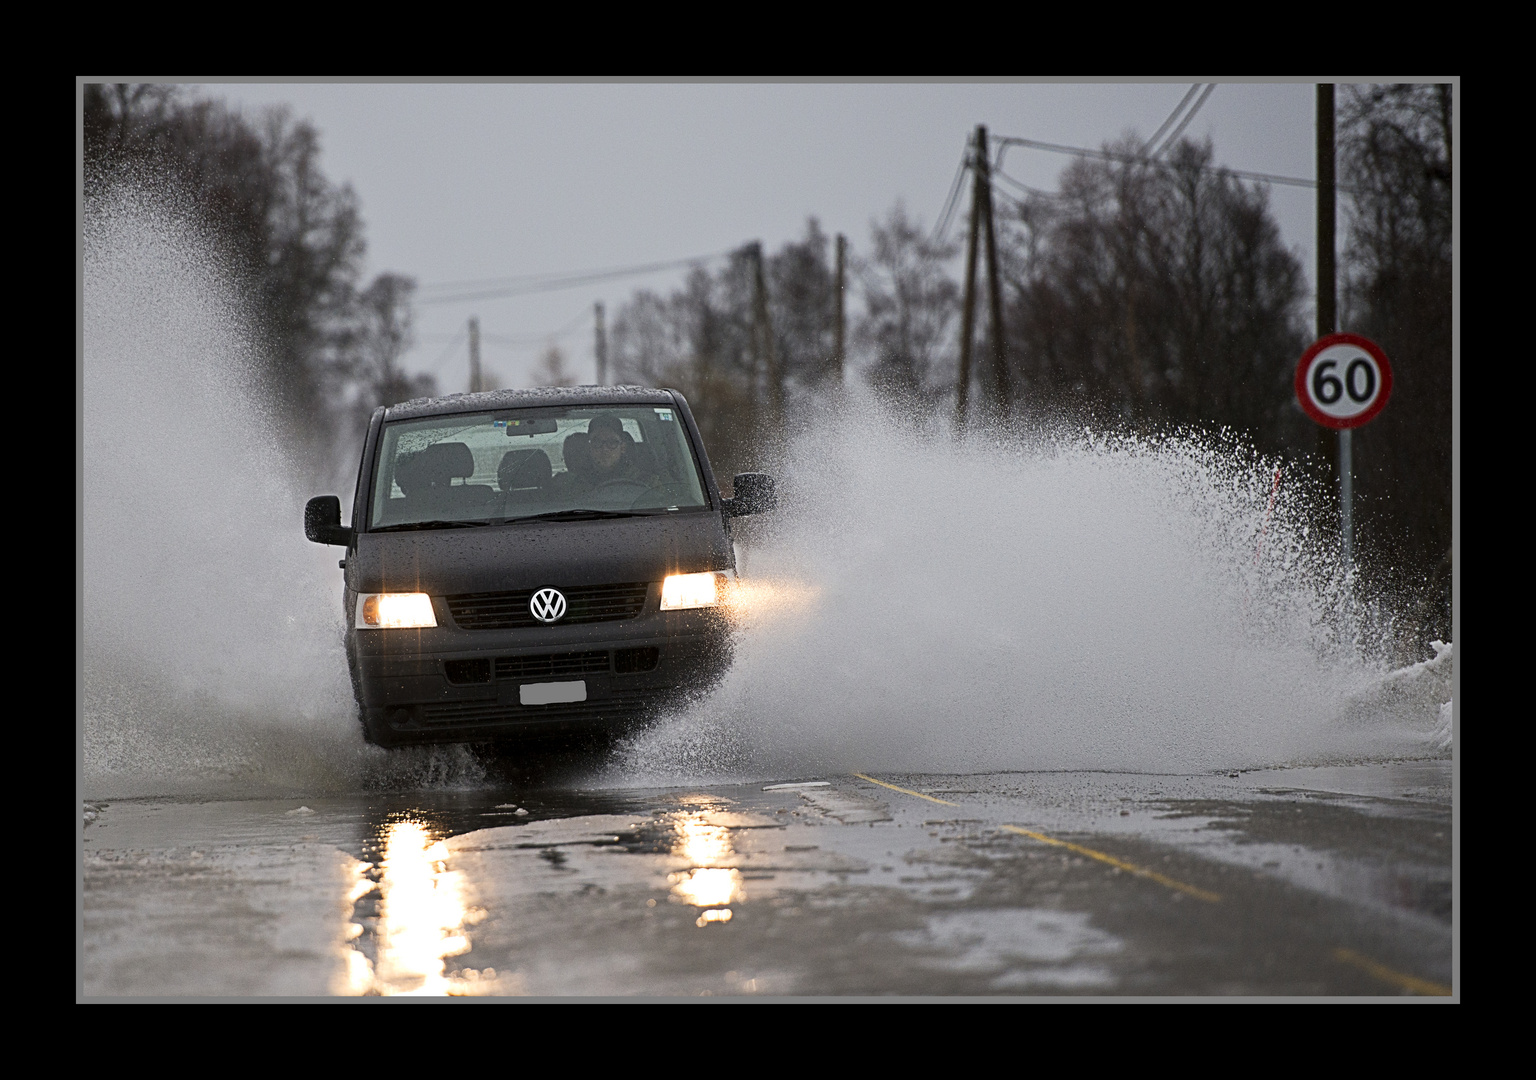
81;762;1453;997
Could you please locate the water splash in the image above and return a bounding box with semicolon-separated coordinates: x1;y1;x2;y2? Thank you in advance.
82;183;484;798
80;183;1449;799
616;398;1450;781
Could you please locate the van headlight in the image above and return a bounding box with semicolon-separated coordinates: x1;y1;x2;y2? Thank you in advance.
357;592;438;629
660;570;735;611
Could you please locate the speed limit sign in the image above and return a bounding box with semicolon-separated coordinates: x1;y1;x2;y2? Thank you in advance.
1295;332;1393;429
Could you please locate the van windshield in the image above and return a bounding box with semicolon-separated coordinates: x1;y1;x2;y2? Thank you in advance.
369;404;710;530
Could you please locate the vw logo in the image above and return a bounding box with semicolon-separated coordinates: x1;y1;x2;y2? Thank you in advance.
529;587;567;624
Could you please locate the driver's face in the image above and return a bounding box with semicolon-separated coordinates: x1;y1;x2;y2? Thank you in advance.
590;432;623;470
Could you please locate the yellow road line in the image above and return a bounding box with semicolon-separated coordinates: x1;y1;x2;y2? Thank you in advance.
851;771;1220;903
1333;949;1451;996
999;825;1223;904
851;773;958;806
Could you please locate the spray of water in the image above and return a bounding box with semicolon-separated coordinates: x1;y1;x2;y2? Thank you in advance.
82;184;485;798
614;399;1452;781
81;184;1450;800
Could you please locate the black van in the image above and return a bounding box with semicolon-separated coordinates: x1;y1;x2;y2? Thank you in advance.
304;386;775;747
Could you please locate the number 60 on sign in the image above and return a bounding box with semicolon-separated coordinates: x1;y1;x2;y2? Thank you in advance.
1295;332;1394;430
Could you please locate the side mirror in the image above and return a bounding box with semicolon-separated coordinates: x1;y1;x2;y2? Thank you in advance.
723;473;777;517
305;496;355;546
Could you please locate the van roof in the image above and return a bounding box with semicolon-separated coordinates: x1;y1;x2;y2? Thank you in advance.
384;385;677;422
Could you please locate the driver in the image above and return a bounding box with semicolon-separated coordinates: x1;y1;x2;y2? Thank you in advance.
581;414;654;490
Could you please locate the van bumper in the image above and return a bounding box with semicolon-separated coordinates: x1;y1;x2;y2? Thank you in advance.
347;606;732;745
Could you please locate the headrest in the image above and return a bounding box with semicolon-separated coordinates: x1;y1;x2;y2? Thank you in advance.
498;448;552;491
412;442;475;486
562;431;593;478
393;451;423;495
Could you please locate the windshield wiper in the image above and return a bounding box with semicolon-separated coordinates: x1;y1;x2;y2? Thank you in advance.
372;519;498;533
514;508;656;522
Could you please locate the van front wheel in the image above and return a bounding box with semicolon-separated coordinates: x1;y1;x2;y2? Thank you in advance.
359;706;405;748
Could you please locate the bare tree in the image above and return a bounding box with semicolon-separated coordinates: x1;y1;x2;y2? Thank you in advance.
999;137;1307;441
531;344;576;387
767;218;839;401
85;84;385;475
856;203;961;403
340;273;436;441
610;253;770;480
1339;84;1453;636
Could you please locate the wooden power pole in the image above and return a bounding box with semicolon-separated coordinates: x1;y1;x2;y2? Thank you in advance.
750;242;782;427
956;130;982;429
1316;84;1348;560
833;233;846;386
957;125;1013;427
594;301;608;385
1317;86;1337;347
468;316;482;393
977;125;1012;416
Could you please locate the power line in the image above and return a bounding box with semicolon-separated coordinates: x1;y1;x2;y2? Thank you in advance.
479;308;591;348
931;139;973;246
426;326;467;373
991;167;1064;201
415;252;730;306
994;134;1330;191
1148;83;1216;157
988;183;1027;213
419;308;590;360
1143;84;1204;155
990;180;1060;219
417;254;717;295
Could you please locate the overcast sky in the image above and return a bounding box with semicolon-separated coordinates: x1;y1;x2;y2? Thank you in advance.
213;81;1324;390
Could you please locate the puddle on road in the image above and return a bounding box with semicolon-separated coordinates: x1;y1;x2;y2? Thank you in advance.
85;764;1452;996
330;782;1002;994
1137;799;1452;929
891;909;1123;990
327;768;1451;995
339;819;487;996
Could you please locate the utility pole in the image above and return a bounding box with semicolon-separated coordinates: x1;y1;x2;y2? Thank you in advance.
957;124;1012;425
956;129;982;429
1316;84;1349;564
833;233;846;386
750;242;782;427
594;301;608;385
977;125;1012;417
468;316;482;393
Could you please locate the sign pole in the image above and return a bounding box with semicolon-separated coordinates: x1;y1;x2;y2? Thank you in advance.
1295;333;1392;572
1339;429;1352;566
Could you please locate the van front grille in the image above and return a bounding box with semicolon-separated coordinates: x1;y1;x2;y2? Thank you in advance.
421;690;658;727
614;646;660;674
495;651;611;680
443;658;492;685
446;582;650;630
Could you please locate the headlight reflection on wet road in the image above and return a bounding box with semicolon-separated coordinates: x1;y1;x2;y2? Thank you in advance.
676;821;732;864
344;819;489;996
669;817;742;927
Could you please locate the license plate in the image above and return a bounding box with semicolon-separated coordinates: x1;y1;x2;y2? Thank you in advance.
520;680;587;706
